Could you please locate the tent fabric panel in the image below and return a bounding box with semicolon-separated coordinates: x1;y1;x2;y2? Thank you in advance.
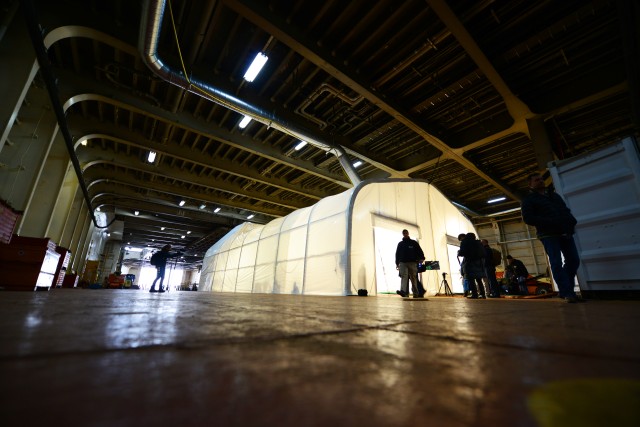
303;254;346;295
235;266;255;293
274;259;304;294
306;213;347;256
309;189;354;221
222;268;238;292
253;264;275;293
243;224;263;244
253;234;279;292
238;242;258;268
256;235;278;265
274;227;307;293
260;216;286;238
280;206;312;231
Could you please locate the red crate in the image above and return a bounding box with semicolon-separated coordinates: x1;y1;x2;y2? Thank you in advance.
0;200;22;244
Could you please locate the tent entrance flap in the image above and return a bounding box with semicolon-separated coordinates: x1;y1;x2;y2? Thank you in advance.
446;243;464;293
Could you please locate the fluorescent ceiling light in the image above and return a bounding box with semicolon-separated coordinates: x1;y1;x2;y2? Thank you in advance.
187;231;191;234
179;200;186;207
199;204;206;210
238;115;252;129
181;235;185;239
125;246;143;252
81;140;87;146
353;160;362;168
214;207;221;213
243;52;268;82
247;214;255;220
147;151;156;163
96;207;101;212
161;227;165;231
134;210;139;216
487;197;507;204
294;140;307;151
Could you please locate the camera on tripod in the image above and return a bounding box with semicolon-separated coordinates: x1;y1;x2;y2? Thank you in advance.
417;260;440;272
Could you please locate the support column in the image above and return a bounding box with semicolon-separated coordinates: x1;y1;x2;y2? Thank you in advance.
526;118;556;170
47;164;79;245
2;81;59;233
20;130;71;237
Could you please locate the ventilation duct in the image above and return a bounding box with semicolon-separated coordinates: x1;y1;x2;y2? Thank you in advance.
138;0;361;186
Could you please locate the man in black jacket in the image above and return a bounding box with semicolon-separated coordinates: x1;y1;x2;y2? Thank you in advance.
458;232;486;298
521;173;583;303
481;239;500;297
395;229;425;298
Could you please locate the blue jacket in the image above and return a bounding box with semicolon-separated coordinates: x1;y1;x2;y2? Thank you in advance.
521;189;577;238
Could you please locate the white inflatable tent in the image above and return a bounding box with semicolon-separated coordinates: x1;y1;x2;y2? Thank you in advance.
199;179;475;296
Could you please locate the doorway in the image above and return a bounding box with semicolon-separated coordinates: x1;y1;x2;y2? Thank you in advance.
373;218;420;294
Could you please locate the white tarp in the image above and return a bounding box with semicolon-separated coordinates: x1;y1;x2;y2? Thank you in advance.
199;179;475;296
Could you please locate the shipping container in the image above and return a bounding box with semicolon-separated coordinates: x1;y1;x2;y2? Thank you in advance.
548;137;640;295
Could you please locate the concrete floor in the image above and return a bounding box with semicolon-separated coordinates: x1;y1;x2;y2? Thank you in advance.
1;290;640;427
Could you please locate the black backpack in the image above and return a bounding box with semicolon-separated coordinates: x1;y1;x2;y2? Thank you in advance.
150;252;161;266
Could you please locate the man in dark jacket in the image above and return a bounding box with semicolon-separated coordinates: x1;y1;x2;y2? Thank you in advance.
481;239;500;297
458;232;486;298
150;244;181;293
521;173;583;303
506;255;529;295
395;229;425;298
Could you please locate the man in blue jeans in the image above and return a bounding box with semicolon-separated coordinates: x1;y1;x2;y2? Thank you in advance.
521;173;584;303
395;229;425;298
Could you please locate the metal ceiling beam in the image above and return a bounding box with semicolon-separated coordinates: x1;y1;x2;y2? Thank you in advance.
86;177;292;218
76;134;330;207
55;69;352;188
226;0;521;201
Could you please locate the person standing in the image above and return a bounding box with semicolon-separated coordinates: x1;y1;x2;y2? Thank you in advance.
149;244;181;293
521;173;583;303
457;233;470;297
481;239;500;297
395;229;425;298
458;232;486;298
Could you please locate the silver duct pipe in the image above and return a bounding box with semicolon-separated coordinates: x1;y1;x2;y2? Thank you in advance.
138;0;361;186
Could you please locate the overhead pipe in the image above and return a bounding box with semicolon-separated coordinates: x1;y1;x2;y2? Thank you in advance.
138;0;361;186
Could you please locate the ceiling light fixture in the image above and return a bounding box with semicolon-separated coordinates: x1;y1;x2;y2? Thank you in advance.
147;151;156;163
214;207;221;213
181;235;185;239
178;200;186;207
134;210;139;216
238;115;252;129
199;203;206;210
161;227;165;231
353;160;362;168
247;214;255;220
294;140;307;150
487;196;507;204
187;231;191;234
243;52;268;82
